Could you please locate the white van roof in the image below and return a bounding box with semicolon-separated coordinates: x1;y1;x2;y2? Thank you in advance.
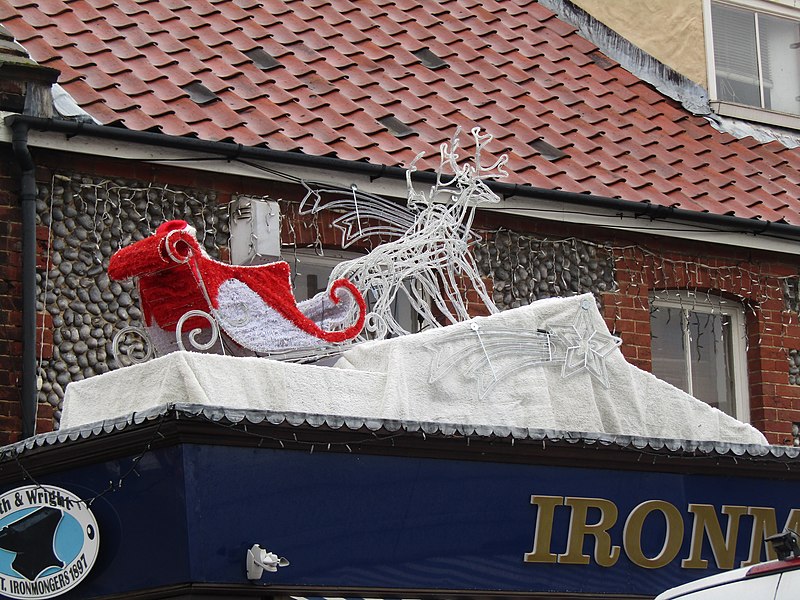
655;558;800;599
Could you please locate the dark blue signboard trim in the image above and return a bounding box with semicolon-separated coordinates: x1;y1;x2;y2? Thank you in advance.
181;444;799;597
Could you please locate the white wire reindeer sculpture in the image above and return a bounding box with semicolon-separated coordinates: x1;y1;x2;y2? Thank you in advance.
300;127;508;339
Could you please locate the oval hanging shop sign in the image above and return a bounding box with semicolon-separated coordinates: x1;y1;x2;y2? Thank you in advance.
0;485;99;599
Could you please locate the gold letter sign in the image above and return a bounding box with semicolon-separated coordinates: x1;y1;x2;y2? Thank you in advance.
523;495;800;571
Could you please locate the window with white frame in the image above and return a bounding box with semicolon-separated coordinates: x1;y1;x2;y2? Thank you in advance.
287;248;421;337
706;0;800;125
649;291;749;421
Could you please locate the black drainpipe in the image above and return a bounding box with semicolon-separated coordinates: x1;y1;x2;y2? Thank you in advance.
9;119;37;439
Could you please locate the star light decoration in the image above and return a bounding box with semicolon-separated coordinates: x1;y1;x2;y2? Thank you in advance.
547;298;621;387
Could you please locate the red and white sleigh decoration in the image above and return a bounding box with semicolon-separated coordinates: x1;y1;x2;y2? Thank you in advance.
108;219;366;362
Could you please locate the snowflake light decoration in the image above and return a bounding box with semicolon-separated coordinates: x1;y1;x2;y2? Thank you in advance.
547;298;622;387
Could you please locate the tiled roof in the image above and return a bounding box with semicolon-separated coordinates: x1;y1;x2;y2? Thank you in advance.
2;0;800;224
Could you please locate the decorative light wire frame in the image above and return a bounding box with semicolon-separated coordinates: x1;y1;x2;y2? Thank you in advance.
301;127;507;340
425;298;622;400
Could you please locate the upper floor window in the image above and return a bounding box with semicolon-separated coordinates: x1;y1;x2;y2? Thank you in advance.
650;291;750;421
289;248;421;338
707;0;800;126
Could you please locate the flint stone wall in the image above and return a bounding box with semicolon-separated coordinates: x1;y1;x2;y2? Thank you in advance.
475;230;616;309
36;174;229;421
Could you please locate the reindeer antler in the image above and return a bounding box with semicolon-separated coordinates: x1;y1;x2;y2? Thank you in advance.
407;127;508;210
470;127;509;179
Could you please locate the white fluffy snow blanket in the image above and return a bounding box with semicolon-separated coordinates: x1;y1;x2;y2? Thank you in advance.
334;294;767;445
61;294;767;445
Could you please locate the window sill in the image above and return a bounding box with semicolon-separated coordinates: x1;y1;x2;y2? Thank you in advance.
711;100;800;131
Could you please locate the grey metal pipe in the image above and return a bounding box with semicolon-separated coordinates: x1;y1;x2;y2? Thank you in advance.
9;119;38;439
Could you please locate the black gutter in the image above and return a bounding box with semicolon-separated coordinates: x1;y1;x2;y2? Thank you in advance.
6;114;800;243
8;119;38;439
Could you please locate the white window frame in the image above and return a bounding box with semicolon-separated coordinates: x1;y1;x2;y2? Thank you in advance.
285;247;423;336
650;291;750;422
704;0;800;129
284;247;361;301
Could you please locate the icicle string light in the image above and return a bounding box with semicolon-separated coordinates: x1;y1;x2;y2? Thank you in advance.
475;230;799;358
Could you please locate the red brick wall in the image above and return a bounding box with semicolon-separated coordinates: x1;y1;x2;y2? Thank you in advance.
604;245;800;445
0;146;25;444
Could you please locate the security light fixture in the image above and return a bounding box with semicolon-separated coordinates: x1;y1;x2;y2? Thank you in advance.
245;544;290;580
766;529;800;561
